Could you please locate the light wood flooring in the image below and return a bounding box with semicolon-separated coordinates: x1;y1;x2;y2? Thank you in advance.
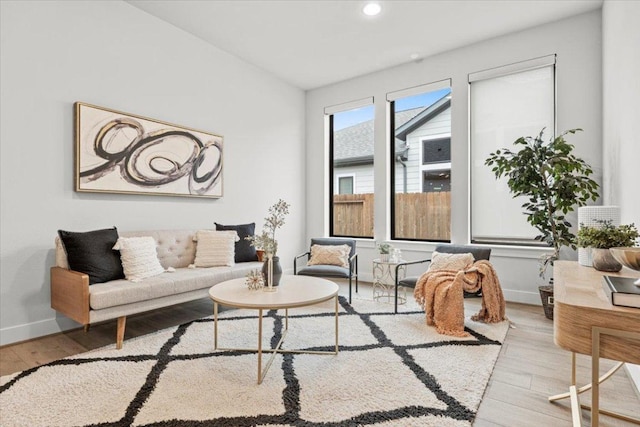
1;281;638;427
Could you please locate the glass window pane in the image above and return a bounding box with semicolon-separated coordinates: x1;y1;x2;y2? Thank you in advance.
391;87;451;242
330;104;374;238
338;176;354;194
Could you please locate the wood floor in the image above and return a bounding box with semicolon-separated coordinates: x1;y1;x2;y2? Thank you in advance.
1;281;638;427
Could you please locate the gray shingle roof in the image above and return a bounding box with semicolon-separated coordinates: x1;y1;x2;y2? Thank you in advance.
334;107;423;164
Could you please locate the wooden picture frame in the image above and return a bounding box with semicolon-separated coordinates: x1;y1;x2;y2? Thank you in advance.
75;102;223;198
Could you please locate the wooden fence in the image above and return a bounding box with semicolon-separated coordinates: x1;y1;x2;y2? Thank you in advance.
333;193;375;237
333;192;450;240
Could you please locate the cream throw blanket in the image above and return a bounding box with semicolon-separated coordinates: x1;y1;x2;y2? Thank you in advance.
414;260;506;337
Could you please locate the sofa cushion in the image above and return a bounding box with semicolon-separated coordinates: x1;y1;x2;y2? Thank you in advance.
89;262;262;310
113;236;165;282
215;222;258;263
58;227;124;285
193;230;238;267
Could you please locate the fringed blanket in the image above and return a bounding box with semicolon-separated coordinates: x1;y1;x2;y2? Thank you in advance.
414;260;506;337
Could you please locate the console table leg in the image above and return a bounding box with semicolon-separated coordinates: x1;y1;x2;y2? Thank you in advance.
569;385;583;427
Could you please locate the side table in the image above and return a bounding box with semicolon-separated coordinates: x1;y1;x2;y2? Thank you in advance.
372;259;407;304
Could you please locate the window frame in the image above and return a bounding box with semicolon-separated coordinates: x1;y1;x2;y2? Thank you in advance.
387;79;452;243
326;97;375;239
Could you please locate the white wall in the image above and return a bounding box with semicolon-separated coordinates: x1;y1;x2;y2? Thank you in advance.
306;11;602;304
0;1;305;345
602;0;640;399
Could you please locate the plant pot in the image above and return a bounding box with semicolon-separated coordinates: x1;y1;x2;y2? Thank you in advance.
262;256;282;287
591;248;622;272
538;285;554;320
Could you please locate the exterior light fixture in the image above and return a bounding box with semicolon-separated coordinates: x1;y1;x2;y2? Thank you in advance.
363;2;381;16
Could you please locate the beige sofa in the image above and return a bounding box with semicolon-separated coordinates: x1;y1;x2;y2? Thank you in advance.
51;229;262;348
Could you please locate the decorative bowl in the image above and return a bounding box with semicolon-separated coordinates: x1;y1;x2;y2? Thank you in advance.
609;247;640;284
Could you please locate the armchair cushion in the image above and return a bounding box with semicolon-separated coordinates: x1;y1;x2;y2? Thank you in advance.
296;265;351;279
399;276;419;288
310;238;356;259
308;244;350;268
428;251;474;272
434;244;491;261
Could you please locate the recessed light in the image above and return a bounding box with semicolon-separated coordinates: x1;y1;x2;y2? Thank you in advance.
363;2;381;16
410;53;419;60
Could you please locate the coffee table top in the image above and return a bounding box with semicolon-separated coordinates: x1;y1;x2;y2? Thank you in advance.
209;275;339;309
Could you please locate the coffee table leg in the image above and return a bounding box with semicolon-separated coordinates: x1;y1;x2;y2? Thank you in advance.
335;294;339;353
257;308;263;384
213;301;218;350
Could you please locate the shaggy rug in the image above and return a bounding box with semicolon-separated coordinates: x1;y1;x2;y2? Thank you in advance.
0;296;509;427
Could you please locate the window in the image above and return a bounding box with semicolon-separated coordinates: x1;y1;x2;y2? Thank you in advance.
326;98;374;238
422;137;451;164
388;80;452;242
337;175;354;194
470;55;556;245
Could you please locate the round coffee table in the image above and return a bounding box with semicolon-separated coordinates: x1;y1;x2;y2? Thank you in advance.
209;275;339;384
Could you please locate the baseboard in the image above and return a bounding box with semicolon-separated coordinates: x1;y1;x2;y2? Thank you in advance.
0;316;80;347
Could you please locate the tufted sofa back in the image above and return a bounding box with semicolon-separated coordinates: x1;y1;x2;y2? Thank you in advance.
55;229;201;270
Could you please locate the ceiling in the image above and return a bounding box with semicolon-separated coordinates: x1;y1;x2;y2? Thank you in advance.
127;0;603;90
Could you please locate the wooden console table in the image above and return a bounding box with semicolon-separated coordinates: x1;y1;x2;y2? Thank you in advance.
550;261;640;426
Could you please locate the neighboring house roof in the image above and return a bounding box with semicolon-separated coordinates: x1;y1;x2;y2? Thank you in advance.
395;94;451;142
333;107;423;166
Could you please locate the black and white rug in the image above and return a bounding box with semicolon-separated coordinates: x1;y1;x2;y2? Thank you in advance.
0;296;509;426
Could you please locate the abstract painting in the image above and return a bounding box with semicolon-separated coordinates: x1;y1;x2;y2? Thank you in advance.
75;102;223;198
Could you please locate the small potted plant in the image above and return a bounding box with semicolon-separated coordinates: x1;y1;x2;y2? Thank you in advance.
377;242;393;262
576;220;639;271
246;199;290;286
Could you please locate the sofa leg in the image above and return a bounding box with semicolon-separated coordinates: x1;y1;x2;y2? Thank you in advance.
83;324;90;333
116;316;126;349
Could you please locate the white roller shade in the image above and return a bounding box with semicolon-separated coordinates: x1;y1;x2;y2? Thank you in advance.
386;79;451;102
470;58;556;243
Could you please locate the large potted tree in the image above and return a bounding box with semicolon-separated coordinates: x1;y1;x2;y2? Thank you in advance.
485;128;600;318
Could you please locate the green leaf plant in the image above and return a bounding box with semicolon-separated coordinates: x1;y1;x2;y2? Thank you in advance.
576;220;639;249
485;128;600;278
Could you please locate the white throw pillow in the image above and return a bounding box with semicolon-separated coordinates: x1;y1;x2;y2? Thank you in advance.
113;236;165;282
428;251;474;272
193;230;238;267
308;244;350;268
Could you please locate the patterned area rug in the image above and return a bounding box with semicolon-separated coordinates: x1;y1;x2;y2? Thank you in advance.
0;296;509;426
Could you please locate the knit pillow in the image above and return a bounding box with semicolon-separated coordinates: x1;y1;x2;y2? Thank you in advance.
428;251;474;272
308;244;350;268
113;236;165;282
193;230;238;267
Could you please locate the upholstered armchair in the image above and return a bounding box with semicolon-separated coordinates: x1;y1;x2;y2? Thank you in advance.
393;244;491;313
294;238;358;303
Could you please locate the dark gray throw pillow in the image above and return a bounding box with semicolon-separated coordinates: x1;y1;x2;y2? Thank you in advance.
214;222;258;263
58;227;125;285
